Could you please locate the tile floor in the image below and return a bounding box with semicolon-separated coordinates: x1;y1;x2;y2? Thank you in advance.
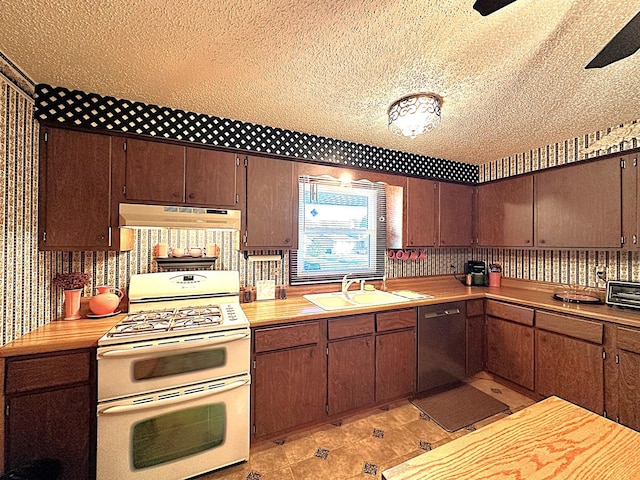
201;377;536;480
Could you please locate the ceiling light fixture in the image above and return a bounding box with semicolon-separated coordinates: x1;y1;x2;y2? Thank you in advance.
388;93;442;138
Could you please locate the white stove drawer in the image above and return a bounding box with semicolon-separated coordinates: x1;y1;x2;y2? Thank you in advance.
97;328;250;401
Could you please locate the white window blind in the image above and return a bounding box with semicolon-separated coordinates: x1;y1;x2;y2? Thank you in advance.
290;175;386;285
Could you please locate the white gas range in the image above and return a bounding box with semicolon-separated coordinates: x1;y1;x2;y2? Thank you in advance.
96;270;251;480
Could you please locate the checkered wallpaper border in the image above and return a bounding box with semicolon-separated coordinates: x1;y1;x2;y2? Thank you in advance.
34;84;478;183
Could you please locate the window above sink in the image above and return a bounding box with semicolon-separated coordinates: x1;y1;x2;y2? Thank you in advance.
291;175;386;285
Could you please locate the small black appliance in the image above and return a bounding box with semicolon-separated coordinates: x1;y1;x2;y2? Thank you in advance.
464;261;487;286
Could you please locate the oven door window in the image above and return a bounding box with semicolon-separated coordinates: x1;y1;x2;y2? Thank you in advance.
132;402;226;469
133;348;226;381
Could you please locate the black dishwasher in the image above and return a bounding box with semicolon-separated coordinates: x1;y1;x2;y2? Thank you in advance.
417;302;466;393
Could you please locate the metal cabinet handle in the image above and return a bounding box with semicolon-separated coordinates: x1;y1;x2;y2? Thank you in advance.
422;308;461;319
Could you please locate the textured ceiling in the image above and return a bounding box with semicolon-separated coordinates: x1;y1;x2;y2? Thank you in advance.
1;0;639;165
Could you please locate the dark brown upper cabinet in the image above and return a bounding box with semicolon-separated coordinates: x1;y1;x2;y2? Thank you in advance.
403;177;437;247
38;126;132;251
621;152;640;249
534;157;621;248
477;175;534;247
124;138;185;203
244;156;298;250
123;137;242;208
438;182;474;247
185;147;241;207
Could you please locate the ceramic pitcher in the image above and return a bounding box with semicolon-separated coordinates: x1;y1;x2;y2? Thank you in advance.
89;285;123;316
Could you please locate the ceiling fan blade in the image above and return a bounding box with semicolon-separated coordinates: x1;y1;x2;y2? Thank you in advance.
473;0;518;16
586;11;640;68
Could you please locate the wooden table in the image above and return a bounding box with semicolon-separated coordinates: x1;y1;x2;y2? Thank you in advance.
383;396;640;479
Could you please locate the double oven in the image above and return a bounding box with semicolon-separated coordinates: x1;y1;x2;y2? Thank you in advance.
96;270;250;479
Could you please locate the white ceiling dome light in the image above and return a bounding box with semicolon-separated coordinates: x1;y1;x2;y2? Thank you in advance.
388;93;442;139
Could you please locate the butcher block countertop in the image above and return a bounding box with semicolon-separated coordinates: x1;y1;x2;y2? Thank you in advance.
4;276;640;357
382;395;640;480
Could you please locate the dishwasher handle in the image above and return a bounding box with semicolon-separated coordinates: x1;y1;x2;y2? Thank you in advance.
421;308;461;319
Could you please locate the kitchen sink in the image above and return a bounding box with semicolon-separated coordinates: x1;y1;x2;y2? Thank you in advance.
303;289;410;311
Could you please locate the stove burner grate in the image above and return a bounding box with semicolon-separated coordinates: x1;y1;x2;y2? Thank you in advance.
108;305;227;337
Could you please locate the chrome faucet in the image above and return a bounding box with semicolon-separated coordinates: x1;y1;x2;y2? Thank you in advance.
342;273;364;297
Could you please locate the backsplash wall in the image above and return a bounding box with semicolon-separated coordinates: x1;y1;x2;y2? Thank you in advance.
2;45;640;345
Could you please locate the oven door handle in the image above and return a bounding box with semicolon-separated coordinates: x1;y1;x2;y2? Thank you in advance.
97;330;250;358
97;377;250;415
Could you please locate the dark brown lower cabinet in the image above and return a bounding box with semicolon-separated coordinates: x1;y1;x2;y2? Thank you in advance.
618;350;640;431
466;300;485;376
536;330;604;414
6;385;92;479
253;345;325;437
486;316;534;390
4;350;95;480
328;336;375;416
375;330;416;403
616;326;640;431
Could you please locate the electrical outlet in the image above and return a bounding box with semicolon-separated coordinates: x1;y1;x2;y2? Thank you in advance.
595;267;607;283
450;264;456;272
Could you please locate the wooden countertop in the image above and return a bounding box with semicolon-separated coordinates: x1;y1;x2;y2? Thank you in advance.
4;276;640;357
382;396;640;479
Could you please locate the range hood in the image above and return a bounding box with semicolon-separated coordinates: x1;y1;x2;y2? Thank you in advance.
119;203;241;230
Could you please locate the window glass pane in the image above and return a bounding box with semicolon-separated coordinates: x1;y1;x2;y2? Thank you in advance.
133;349;226;381
132;403;226;469
291;176;386;284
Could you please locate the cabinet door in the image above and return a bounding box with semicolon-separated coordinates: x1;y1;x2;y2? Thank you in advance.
245;156;297;249
328;336;375;415
39;128;113;250
622;153;638;248
536;330;604;413
466;315;485;376
125;138;185;203
438;182;474;247
404;178;437;247
6;385;93;480
618;350;640;431
185;148;240;207
486;316;534;390
254;345;325;437
535;157;621;248
477;176;533;247
375;330;416;403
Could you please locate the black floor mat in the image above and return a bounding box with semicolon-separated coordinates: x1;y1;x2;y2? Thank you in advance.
411;383;509;432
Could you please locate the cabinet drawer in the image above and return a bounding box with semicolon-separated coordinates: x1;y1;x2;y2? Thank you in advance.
536;311;603;344
254;321;320;353
328;314;375;340
486;300;534;326
376;309;416;332
617;326;640;355
6;351;91;394
466;299;484;317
